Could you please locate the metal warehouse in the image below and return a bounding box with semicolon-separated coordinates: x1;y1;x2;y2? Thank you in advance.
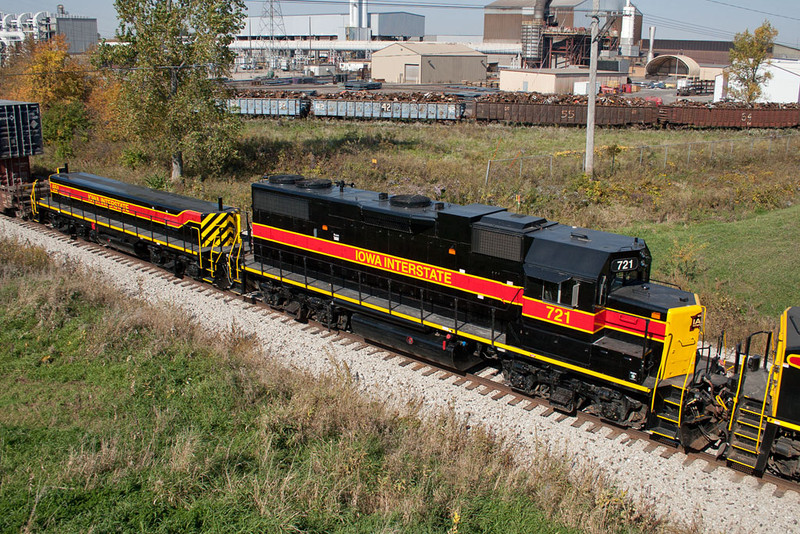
371;43;487;84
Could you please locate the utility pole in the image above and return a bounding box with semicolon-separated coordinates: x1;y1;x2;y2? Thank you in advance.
584;0;599;177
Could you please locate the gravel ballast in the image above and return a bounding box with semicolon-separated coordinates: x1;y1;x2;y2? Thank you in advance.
2;217;797;534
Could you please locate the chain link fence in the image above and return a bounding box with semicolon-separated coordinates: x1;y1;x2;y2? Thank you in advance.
484;133;800;187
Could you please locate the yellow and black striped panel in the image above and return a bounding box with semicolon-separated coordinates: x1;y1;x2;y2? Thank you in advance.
201;212;238;248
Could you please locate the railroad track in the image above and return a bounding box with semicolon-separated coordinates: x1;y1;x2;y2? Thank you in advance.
4;215;798;500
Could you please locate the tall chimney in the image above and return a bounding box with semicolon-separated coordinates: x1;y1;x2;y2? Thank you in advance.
350;0;360;28
647;26;656;63
361;0;368;28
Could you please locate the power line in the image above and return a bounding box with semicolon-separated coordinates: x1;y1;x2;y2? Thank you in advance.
245;0;486;9
701;0;800;23
0;64;221;78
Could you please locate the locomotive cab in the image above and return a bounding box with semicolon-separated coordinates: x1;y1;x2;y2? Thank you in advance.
517;224;702;389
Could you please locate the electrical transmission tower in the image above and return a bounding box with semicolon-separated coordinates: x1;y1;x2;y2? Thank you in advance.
260;0;286;69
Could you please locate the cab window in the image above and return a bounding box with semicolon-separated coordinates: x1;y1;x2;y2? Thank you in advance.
542;280;580;308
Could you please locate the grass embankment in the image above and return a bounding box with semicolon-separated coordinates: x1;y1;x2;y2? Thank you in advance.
625;204;800;340
0;239;672;533
33;119;800;339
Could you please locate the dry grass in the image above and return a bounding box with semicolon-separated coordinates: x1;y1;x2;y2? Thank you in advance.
0;237;700;533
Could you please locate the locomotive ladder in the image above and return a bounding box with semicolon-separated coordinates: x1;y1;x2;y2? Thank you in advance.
648;334;696;444
725;332;776;474
649;382;691;444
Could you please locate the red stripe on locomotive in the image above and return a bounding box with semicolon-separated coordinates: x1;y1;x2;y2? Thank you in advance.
50;182;202;227
252;223;523;304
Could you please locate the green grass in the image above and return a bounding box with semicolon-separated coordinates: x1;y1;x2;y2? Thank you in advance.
619;204;800;338
0;239;672;533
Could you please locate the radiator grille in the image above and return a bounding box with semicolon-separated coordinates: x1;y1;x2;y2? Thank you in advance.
472;229;523;262
253;191;309;220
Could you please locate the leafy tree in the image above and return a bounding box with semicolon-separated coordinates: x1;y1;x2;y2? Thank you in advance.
728;21;778;104
0;35;86;107
95;0;246;185
42;101;90;159
0;36;91;158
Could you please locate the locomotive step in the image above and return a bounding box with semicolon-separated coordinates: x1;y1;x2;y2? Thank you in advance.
727;448;758;470
649;424;679;441
740;398;768;415
734;417;762;430
730;437;759;455
657;402;680;418
733;425;763;442
660;389;686;406
739;406;766;420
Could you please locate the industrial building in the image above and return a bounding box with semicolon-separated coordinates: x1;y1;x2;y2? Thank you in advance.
483;0;642;68
239;11;424;43
235;0;428;67
0;5;98;62
648;40;800;66
371;43;487;84
499;67;627;93
714;59;800;104
645;55;723;80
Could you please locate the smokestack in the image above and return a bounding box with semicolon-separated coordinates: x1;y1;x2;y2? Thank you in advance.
647;26;656;63
533;0;551;21
361;0;368;28
620;0;636;57
350;0;360;28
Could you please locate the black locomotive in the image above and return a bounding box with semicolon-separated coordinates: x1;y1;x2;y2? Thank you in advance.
13;169;800;481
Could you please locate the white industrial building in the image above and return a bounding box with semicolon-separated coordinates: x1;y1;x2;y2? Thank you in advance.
0;5;97;62
238;0;424;43
715;59;800;104
240;12;424;42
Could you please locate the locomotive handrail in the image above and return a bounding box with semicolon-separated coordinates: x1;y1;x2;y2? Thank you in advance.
728;344;747;433
194;226;204;274
677;350;696;427
755;361;778;450
650;333;674;413
29;179;39;217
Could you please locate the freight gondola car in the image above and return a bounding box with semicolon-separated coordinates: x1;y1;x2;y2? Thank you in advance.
229;92;800;129
31;171;242;286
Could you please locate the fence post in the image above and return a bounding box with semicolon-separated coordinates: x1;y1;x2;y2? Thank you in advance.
710;141;714;159
519;157;523;180
768;137;772;155
549;155;553;180
484;160;492;187
687;143;691;164
786;137;790;154
663;145;668;168
730;140;734;155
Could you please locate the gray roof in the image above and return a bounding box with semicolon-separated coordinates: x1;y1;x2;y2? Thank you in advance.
373;42;485;57
485;0;538;8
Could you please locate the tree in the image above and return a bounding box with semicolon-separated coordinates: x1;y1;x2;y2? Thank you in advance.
0;36;91;159
0;35;86;107
96;0;246;185
728;21;778;104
